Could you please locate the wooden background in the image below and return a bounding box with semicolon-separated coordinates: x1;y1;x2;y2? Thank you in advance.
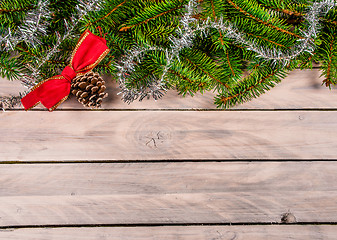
0;69;337;239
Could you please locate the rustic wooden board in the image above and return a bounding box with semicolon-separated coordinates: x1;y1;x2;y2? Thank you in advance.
1;111;337;160
1;69;337;110
1;225;336;240
0;162;337;226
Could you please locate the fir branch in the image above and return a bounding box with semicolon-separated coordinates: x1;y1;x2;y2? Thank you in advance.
168;68;209;95
210;0;216;19
216;65;286;108
322;35;335;87
226;49;235;77
299;53;314;69
275;8;303;18
182;54;230;89
120;2;185;31
221;70;278;103
16;44;67;65
0;5;35;14
266;5;337;28
218;30;225;46
264;5;304;18
245;32;291;49
324;18;337;26
85;0;126;27
226;0;303;39
0;53;23;80
168;69;194;84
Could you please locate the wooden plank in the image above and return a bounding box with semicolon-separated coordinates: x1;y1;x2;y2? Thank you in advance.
0;111;337;160
1;225;337;240
0;162;337;226
1;69;337;110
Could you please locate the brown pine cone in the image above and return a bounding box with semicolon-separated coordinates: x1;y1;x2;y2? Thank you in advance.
71;72;108;108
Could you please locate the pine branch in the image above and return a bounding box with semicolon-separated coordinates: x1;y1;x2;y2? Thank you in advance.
215;64;287;108
119;0;187;31
319;31;337;88
168;68;210;96
0;53;23;80
265;4;337;28
181;51;231;89
225;0;303;39
85;0;126;27
245;32;291;49
269;7;304;18
325;18;337;26
0;5;35;14
226;49;235;77
324;35;335;87
210;0;216;19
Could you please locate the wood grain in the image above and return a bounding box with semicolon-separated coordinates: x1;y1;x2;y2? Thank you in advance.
1;70;337;110
1;111;337;160
1;225;337;240
0;162;337;226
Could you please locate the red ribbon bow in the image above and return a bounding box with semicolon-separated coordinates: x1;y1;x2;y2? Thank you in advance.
21;30;110;111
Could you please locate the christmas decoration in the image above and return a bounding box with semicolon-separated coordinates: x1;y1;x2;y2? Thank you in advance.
1;0;337;110
21;29;110;111
71;71;108;108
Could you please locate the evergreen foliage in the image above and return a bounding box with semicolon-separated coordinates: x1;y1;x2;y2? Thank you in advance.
0;0;336;109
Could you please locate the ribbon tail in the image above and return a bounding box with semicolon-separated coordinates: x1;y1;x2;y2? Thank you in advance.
21;89;41;110
21;77;71;111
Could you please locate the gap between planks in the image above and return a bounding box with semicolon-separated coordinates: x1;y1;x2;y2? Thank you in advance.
1;222;337;229
1;159;337;164
1;225;337;240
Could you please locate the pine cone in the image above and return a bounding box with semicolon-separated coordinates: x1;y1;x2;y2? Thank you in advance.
71;72;108;108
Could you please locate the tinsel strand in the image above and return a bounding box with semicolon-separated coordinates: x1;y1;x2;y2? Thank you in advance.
0;0;49;51
0;92;26;111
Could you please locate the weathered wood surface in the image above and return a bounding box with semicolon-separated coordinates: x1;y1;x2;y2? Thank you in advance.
1;69;337;110
1;225;337;240
0;162;336;226
1;69;337;237
1;111;336;161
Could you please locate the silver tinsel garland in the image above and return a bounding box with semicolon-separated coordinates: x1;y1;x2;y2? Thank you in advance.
0;0;49;51
0;93;25;111
117;0;336;104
